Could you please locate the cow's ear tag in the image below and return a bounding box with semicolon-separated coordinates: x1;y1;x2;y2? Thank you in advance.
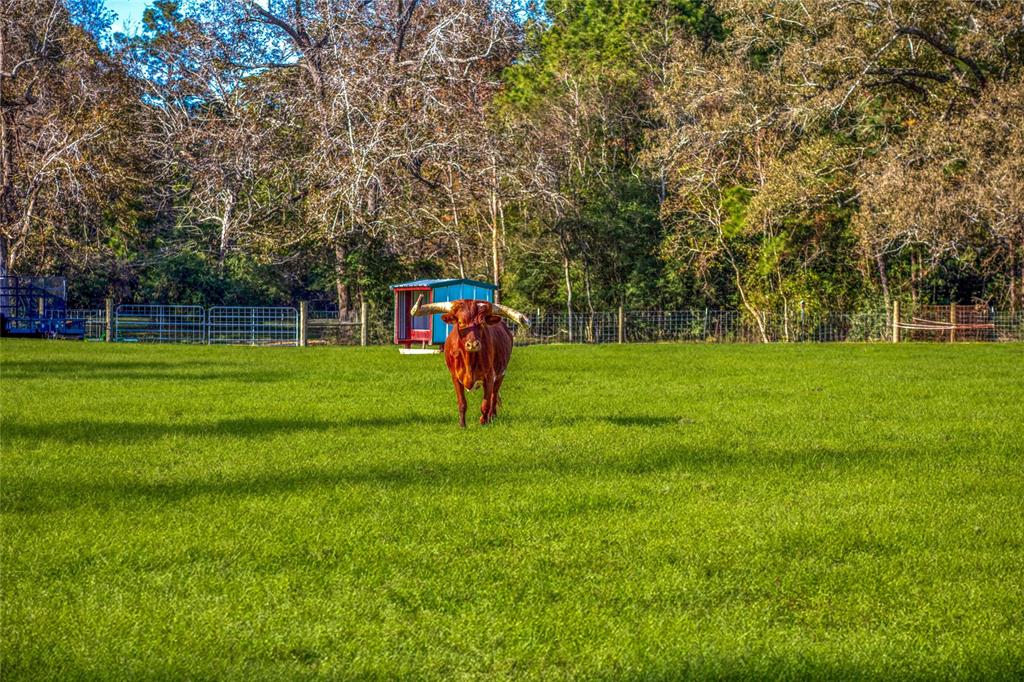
441;312;458;324
485;315;502;326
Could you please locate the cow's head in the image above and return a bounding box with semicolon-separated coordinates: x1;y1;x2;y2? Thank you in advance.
411;297;530;353
440;301;502;353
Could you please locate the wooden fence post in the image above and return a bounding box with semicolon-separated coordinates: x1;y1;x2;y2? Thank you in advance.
618;304;625;344
949;302;956;343
299;300;308;347
105;297;114;342
360;301;368;347
892;300;900;343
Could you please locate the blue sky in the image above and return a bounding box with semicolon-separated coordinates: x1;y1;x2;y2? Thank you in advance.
103;0;148;33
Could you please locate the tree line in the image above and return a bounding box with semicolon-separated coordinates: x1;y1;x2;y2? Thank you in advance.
2;0;1022;327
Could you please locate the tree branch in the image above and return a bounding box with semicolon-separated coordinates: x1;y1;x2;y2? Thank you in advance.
896;26;987;87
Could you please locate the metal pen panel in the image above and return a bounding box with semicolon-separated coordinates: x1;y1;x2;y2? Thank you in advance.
207;306;298;346
115;305;205;343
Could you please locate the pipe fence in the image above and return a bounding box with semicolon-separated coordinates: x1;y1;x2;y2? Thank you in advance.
115;305;206;344
208;307;298;346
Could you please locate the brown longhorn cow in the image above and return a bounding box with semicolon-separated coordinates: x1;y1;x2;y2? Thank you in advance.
411;296;530;427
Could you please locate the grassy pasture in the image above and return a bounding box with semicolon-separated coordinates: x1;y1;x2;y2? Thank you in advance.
1;339;1023;679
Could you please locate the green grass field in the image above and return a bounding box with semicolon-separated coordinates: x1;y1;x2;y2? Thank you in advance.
2;339;1023;679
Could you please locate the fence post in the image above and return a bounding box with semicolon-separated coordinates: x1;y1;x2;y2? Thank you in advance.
360;300;368;346
617;305;624;343
105;297;114;342
892;300;900;343
299;301;308;347
949;302;956;342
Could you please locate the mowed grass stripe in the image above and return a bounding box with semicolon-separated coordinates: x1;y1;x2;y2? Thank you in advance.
1;339;1022;679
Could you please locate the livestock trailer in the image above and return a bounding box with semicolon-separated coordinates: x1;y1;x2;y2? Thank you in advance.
391;278;496;351
0;275;85;339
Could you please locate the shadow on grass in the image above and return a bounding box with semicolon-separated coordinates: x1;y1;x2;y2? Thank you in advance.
3;455;716;514
3;417;338;444
3;411;684;446
2;358;221;372
590;654;1024;682
2;358;287;383
602;415;682;427
2;439;898;516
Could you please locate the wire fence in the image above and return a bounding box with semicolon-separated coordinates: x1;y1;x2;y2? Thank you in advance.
48;303;1024;346
894;305;1024;342
514;309;896;344
511;307;1024;344
991;311;1024;341
307;309;364;345
65;309;106;341
308;306;394;345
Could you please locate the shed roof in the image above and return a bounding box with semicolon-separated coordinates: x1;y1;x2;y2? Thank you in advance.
390;278;497;290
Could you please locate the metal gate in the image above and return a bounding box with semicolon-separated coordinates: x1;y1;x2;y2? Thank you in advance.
207;307;298;346
115;305;205;343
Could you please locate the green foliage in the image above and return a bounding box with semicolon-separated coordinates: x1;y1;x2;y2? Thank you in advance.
720;186;752;239
141;0;182;34
3;340;1023;677
503;0;720;110
132;252;283;306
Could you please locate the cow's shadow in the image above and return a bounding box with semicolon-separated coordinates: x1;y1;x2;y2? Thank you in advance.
510;414;685;428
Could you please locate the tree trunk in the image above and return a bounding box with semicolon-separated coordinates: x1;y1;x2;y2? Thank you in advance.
910;250;919;306
0;105;15;274
490;205;499;296
453;234;466;278
1009;240;1018;315
723;244;768;343
488;164;502;301
875;249;891;323
1019;241;1024;315
333;239;350;317
494;190;506;304
781;294;790;343
559;236;574;343
448;186;466;278
4;189;35;275
218;191;235;268
583;256;595;342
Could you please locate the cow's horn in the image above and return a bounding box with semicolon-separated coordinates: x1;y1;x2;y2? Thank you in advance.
492;302;531;328
410;295;454;317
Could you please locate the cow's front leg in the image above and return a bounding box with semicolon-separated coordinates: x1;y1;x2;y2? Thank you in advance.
479;376;495;425
452;377;467;428
489;374;505;421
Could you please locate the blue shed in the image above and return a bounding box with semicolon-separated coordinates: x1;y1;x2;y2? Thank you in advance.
391;278;497;347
